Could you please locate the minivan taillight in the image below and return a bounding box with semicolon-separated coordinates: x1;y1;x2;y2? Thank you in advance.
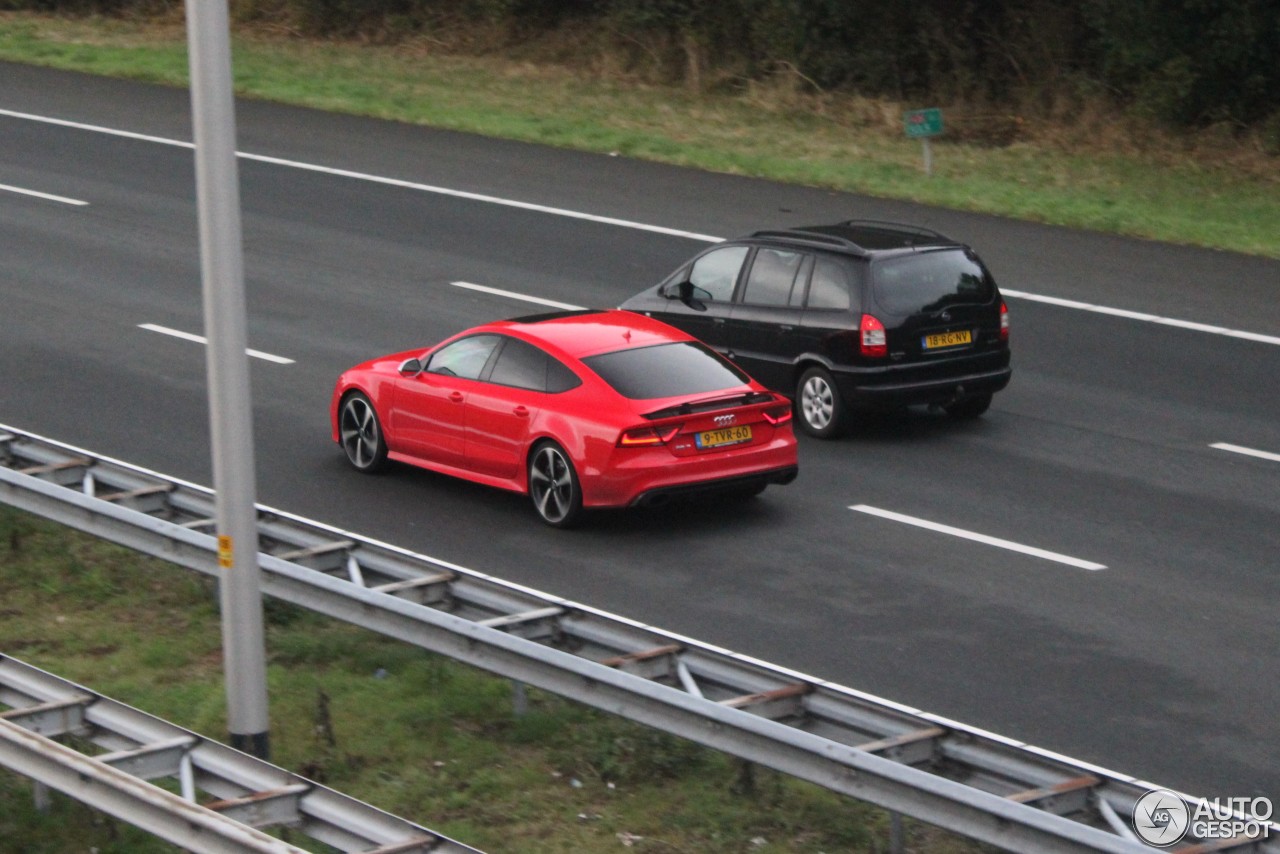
999;301;1010;342
860;314;888;358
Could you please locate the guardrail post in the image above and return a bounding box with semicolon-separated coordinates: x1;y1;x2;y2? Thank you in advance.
889;810;905;854
511;680;528;717
33;779;50;812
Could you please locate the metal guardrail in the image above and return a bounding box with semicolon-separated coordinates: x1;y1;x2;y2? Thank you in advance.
1;423;1275;853
0;654;481;853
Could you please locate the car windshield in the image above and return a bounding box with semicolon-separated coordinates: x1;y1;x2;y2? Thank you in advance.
871;249;995;314
581;341;750;399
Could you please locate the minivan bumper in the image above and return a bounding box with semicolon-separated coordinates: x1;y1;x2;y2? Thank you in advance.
833;357;1012;409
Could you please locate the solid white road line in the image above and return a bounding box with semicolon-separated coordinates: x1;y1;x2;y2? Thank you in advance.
1001;289;1280;347
138;323;295;365
1210;442;1280;464
850;504;1108;571
240;151;726;243
451;281;586;311
0;182;88;206
0;108;722;243
8;107;1278;347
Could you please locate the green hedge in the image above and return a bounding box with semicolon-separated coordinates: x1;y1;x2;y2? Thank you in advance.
7;0;1278;131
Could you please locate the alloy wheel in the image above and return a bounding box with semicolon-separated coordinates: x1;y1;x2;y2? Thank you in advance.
528;443;582;527
340;394;385;472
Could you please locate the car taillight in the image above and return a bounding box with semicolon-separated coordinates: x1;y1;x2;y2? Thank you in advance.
618;425;681;447
762;405;793;426
860;314;887;358
1000;301;1010;341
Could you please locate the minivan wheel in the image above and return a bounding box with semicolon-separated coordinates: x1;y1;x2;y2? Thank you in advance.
797;367;848;438
945;392;993;420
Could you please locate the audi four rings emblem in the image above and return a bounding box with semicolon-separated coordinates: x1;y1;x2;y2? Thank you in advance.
714;415;736;425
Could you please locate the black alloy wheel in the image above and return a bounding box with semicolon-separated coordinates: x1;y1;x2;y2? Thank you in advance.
528;441;583;528
339;392;388;473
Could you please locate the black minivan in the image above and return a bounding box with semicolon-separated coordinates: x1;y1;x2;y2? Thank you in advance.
620;221;1011;438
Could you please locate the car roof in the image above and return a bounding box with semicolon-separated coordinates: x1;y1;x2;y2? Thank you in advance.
484;309;692;359
747;219;965;257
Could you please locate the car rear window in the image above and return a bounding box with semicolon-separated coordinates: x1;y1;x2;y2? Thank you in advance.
581;342;750;399
871;249;995;315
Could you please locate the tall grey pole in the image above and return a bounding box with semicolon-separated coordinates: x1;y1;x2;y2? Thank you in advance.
184;0;270;758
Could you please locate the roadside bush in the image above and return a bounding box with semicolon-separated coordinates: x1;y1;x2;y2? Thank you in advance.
5;0;1278;134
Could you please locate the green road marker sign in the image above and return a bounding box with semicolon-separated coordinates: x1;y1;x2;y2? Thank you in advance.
904;108;943;175
904;108;944;138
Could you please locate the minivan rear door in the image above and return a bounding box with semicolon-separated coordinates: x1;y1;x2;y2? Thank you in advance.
869;249;1001;359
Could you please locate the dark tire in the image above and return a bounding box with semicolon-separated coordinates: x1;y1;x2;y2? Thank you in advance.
796;367;849;438
527;441;584;528
338;392;388;473
945;392;993;420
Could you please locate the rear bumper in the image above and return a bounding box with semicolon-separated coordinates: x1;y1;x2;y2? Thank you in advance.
628;464;798;507
833;355;1011;409
583;433;798;509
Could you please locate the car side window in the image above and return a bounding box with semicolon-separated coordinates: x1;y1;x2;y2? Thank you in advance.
546;358;583;393
806;256;854;311
741;248;805;306
688;245;748;302
488;338;549;390
789;255;814;307
426;334;501;380
486;337;583;393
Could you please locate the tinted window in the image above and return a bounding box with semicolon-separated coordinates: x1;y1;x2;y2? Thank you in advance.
789;255;814;307
582;342;750;399
742;248;805;306
688;245;748;302
872;249;995;314
489;338;549;390
546;359;582;393
488;337;583;393
807;256;854;310
427;334;500;380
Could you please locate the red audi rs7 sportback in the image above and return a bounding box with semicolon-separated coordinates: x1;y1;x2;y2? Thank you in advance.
331;309;798;527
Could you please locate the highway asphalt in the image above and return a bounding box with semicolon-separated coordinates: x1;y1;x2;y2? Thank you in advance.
3;61;1279;802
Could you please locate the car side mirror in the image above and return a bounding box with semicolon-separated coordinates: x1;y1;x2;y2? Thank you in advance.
681;281;710;312
666;280;708;311
398;357;423;375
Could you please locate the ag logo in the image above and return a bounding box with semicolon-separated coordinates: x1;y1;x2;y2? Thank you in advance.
1133;789;1190;846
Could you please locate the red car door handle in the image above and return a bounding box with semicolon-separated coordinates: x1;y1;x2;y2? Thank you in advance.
449;391;464;403
513;405;530;417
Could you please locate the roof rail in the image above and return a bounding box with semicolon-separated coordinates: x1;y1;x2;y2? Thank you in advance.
840;220;954;241
748;221;958;253
747;229;868;253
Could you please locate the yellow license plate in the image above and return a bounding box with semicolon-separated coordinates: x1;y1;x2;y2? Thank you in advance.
695;425;753;449
923;329;973;349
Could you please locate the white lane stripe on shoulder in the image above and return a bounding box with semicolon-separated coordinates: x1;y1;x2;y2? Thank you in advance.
850;504;1107;571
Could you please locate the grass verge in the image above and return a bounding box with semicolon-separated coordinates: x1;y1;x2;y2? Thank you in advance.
0;11;1278;258
0;506;993;853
